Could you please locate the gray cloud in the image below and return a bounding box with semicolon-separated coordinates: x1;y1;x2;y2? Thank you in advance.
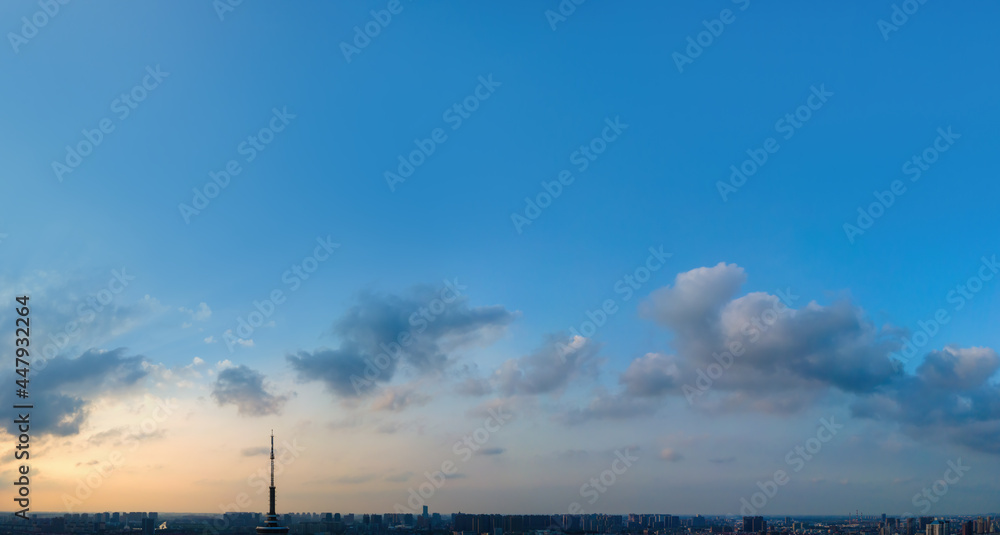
639;262;747;340
495;335;600;397
370;385;430;412
553;449;590;461
852;346;1000;454
659;448;683;462
555;262;908;424
327;416;363;430
337;474;376;484
619;352;681;397
287;285;516;399
376;421;405;434
1;279;164;368
455;376;493;397
916;346;999;390
287;346;375;397
556;389;658;425
466;397;519;421
384;472;413;482
241;446;270;456
3;348;148;437
211;365;288;417
611;263;1000;454
623;263;901;408
38;347;147;394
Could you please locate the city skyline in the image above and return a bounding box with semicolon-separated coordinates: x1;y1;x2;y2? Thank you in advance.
7;512;998;522
4;511;996;535
2;0;1000;521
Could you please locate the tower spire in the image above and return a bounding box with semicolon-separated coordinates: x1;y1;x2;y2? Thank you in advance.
269;430;276;516
257;430;288;533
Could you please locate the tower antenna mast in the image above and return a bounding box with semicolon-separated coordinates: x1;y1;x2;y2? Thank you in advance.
269;430;275;516
257;430;288;533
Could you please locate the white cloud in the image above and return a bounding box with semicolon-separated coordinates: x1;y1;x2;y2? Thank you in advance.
223;329;253;348
180;302;212;322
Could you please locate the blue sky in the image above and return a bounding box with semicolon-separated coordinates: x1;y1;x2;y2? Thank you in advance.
2;0;1000;516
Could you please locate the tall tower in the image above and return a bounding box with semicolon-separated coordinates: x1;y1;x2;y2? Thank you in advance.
256;431;290;534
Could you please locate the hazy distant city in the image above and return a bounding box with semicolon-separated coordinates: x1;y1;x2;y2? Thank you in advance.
2;511;998;535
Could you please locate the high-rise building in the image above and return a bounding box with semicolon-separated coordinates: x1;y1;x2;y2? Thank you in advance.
744;516;766;533
423;505;429;518
255;432;290;534
927;521;946;535
141;518;155;535
455;513;474;532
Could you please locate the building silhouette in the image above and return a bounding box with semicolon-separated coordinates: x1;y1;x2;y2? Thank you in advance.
742;516;766;533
